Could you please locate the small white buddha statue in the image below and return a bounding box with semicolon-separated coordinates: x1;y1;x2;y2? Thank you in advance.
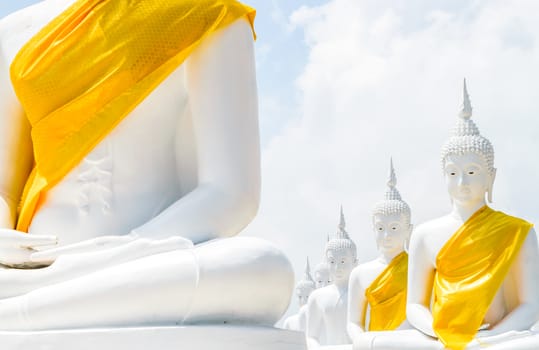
356;80;539;350
305;207;358;348
347;159;412;345
0;0;294;331
283;257;316;332
313;261;332;289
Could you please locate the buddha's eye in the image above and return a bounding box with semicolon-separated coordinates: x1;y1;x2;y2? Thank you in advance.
392;226;397;230
378;227;383;231
450;172;456;176
468;171;475;175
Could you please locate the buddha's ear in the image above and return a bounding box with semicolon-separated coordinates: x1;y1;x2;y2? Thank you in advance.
487;168;497;203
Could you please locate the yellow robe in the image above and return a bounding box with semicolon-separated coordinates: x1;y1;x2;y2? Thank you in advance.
363;252;408;331
433;206;533;350
10;0;256;232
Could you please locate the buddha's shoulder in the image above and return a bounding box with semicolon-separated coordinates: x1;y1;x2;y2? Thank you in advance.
413;215;457;239
309;285;336;303
0;3;40;37
353;259;384;275
0;3;52;58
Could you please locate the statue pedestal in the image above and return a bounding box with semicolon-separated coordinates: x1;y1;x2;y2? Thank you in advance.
0;325;306;350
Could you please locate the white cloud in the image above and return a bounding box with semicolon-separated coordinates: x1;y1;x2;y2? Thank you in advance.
244;0;539;321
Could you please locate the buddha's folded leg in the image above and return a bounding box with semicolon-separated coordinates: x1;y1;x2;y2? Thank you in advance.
353;330;443;350
477;331;539;350
0;237;293;330
0;236;192;299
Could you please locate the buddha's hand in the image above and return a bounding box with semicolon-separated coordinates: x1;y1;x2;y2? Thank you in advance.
0;228;57;268
29;234;193;264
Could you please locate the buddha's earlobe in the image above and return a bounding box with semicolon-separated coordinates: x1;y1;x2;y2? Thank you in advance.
404;224;413;253
487;168;497;203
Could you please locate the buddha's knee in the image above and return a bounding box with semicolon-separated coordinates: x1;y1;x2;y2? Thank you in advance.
187;237;294;325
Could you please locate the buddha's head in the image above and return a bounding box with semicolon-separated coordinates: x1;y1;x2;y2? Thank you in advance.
313;262;332;288
325;207;358;284
296;257;316;306
440;79;496;205
372;159;412;257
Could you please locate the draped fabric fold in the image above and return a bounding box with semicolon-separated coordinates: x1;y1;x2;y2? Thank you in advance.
10;0;256;232
363;252;408;331
433;206;532;350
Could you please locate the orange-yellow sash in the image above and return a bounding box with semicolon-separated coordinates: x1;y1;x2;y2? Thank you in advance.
363;252;408;331
433;206;532;350
10;0;255;232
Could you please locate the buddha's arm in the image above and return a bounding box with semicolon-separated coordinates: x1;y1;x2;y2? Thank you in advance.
306;294;323;348
485;227;539;336
347;268;366;340
0;46;33;228
130;18;260;244
407;227;436;337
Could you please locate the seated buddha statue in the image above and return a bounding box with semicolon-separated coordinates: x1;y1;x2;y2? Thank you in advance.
347;159;412;344
305;208;358;348
313;261;332;289
0;0;294;330
283;258;316;332
356;80;539;350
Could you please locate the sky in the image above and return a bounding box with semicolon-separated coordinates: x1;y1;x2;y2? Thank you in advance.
2;0;539;324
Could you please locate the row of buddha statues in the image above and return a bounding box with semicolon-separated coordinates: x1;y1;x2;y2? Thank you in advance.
282;81;539;350
0;1;537;349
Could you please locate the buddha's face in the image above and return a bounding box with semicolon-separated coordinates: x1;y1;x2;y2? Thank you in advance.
373;212;410;257
296;286;314;306
444;153;491;205
326;248;356;283
314;266;331;288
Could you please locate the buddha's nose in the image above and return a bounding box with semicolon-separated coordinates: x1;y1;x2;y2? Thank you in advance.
458;174;468;186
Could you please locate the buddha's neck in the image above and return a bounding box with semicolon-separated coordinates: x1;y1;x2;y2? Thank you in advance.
451;198;486;222
379;250;401;265
333;278;348;291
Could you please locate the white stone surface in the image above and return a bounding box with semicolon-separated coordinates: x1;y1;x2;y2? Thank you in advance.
0;325;306;350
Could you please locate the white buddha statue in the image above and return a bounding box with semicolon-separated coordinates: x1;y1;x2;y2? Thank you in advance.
313;261;332;289
347;159;412;345
355;80;539;350
0;0;294;332
306;208;358;348
283;257;316;332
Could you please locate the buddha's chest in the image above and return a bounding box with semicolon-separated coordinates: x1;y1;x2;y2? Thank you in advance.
320;290;347;322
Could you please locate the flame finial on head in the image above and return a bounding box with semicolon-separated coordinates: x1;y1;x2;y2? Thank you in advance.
325;206;357;259
338;205;346;234
372;158;411;225
296;256;316;294
304;256;315;283
460;78;473;120
387;157;397;188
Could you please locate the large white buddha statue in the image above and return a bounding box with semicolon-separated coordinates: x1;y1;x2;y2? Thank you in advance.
306;208;358;348
0;0;294;332
283;258;316;332
347;159;411;344
355;80;539;350
313;261;332;289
